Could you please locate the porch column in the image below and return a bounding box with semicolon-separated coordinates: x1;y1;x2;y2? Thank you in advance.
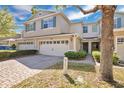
34;39;37;50
73;36;77;51
88;41;92;54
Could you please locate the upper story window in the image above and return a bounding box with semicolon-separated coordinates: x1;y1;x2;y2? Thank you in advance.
92;24;97;32
114;17;122;29
25;22;35;32
83;26;88;33
41;16;56;29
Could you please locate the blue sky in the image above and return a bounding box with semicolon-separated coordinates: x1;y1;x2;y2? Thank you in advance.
0;5;124;33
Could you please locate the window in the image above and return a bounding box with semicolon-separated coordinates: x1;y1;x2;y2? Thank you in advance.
117;37;124;43
92;24;97;32
26;22;35;31
61;41;64;44
65;40;68;44
50;41;52;44
41;17;56;29
54;41;56;44
57;41;60;44
43;41;45;44
83;26;88;33
114;17;122;28
47;41;49;44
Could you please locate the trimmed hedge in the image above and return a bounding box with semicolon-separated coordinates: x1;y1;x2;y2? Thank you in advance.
0;50;38;60
92;51;119;65
64;50;87;60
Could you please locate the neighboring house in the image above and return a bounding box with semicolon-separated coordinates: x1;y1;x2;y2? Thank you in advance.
16;10;124;61
113;12;124;61
0;33;21;46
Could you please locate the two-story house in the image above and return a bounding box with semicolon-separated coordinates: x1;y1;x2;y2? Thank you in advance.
113;12;124;61
16;10;83;56
16;10;124;61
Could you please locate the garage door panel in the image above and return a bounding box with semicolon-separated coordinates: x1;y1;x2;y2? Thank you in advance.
19;44;35;50
39;40;68;56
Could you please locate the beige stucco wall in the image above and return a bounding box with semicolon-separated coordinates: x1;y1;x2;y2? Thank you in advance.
70;23;83;38
113;30;124;61
76;38;81;51
17;35;76;50
23;15;60;37
117;43;124;61
57;15;70;34
23;14;71;38
83;23;100;38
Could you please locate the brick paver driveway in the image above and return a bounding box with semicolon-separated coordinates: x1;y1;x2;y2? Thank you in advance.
0;55;62;88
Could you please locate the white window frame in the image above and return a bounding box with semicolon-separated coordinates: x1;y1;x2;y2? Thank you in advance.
115;36;124;52
43;17;54;29
83;26;88;33
114;17;122;29
26;22;35;32
92;24;98;32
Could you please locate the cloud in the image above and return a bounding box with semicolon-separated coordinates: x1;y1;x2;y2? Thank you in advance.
13;5;33;12
67;11;93;20
83;5;96;10
117;7;124;12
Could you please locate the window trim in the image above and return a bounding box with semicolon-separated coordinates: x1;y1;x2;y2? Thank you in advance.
114;17;122;29
26;22;35;32
83;26;88;33
92;24;97;32
41;16;56;29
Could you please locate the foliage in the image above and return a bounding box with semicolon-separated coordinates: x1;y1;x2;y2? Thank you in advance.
113;53;119;65
11;44;16;50
64;50;87;60
0;50;38;60
92;51;100;62
31;6;38;15
0;7;16;37
92;51;119;65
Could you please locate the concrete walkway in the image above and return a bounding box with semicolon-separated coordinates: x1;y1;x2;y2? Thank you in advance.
0;55;62;88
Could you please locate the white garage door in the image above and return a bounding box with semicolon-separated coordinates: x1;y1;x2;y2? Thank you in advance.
116;37;124;61
18;42;35;50
39;40;69;56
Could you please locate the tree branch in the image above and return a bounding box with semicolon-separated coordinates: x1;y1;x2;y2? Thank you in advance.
74;5;99;14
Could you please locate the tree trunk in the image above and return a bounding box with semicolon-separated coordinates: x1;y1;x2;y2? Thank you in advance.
100;7;115;82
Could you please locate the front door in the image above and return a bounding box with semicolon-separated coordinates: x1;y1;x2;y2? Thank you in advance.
92;42;100;51
83;42;88;53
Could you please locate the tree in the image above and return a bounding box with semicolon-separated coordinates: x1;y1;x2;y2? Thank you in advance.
56;5;117;82
0;6;16;38
31;6;38;15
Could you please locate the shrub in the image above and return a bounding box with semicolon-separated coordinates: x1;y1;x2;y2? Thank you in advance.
64;50;87;60
0;50;38;60
11;44;16;50
92;51;119;65
92;51;100;62
113;53;119;65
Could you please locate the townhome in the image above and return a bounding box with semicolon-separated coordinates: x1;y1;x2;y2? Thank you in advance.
113;12;124;61
16;10;83;56
16;10;124;61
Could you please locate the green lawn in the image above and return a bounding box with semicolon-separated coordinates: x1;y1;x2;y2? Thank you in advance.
13;62;124;88
0;50;16;52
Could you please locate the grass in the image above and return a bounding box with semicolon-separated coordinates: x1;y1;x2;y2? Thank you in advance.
13;62;124;88
0;50;16;52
